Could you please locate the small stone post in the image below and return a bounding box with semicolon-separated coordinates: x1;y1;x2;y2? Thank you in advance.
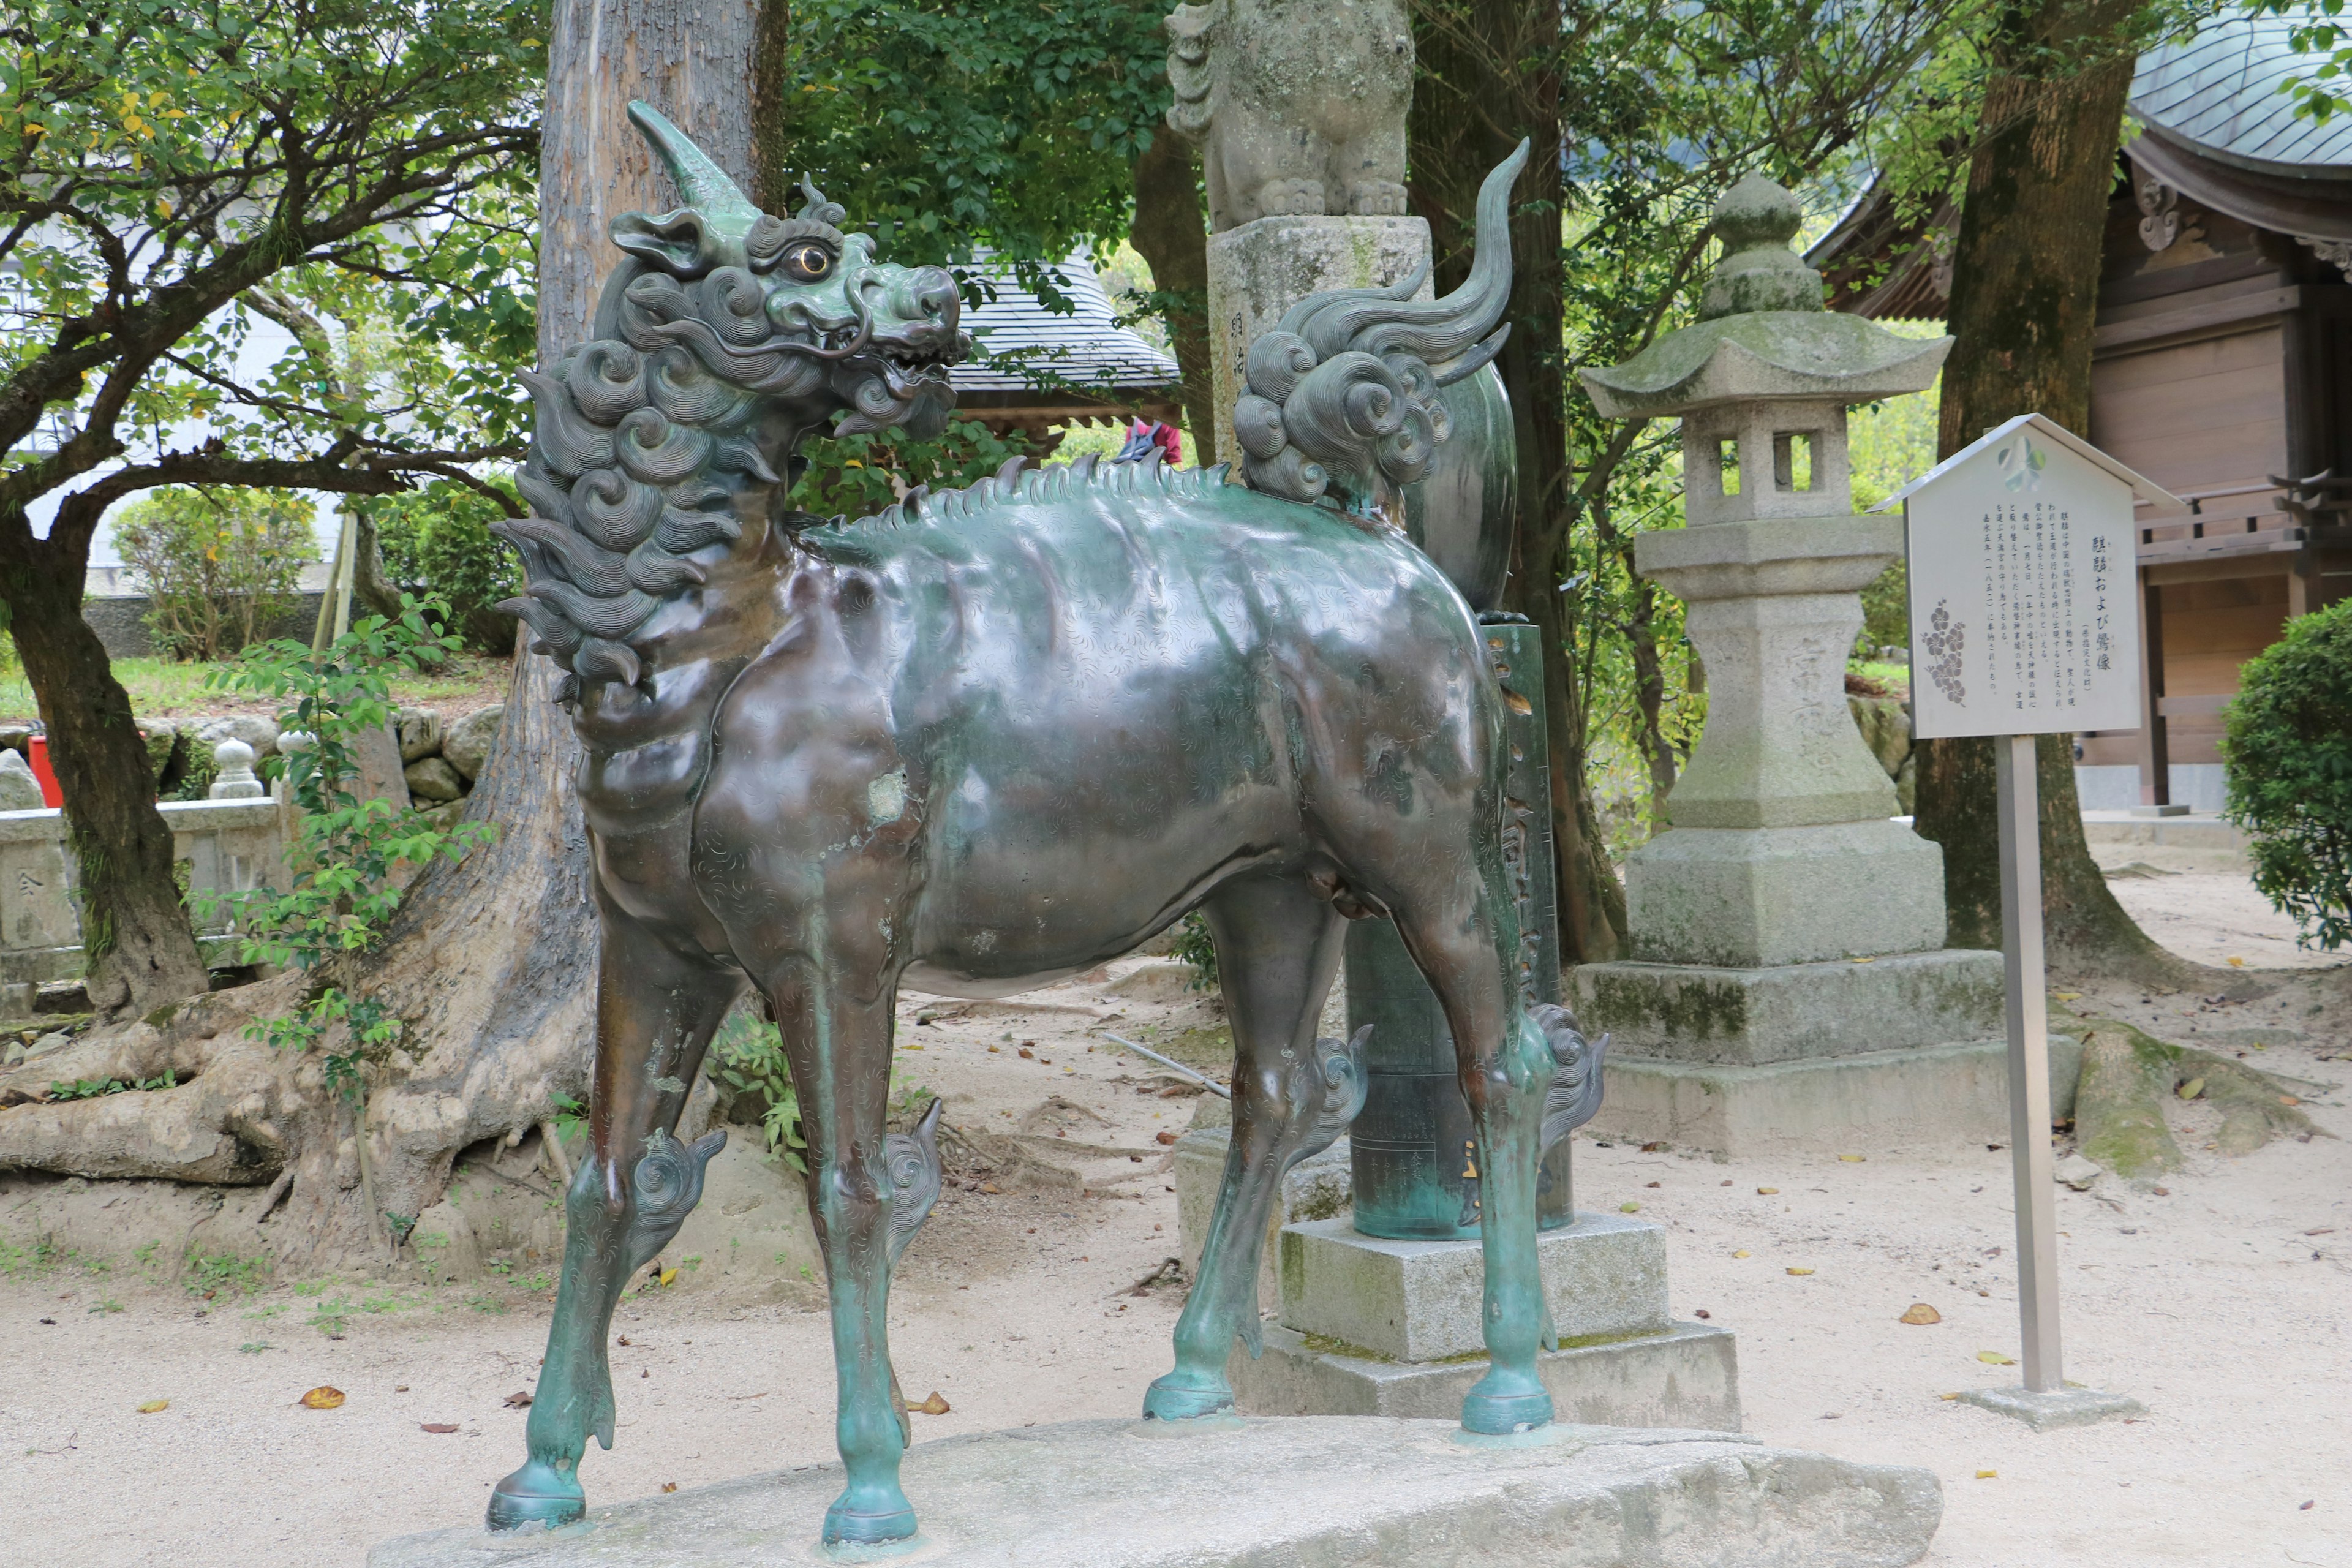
1572;178;2015;1154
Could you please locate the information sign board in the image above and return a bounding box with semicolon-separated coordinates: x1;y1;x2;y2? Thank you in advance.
1892;416;2148;740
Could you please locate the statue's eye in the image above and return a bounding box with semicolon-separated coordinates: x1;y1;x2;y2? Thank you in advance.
782;242;834;281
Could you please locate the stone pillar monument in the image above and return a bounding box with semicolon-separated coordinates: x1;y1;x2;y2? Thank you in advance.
1574;178;2015;1155
1166;2;1735;1428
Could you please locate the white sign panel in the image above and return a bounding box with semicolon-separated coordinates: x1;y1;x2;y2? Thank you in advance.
1899;420;2144;740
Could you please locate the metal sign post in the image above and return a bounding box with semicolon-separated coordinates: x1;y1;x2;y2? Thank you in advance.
1881;413;2182;1428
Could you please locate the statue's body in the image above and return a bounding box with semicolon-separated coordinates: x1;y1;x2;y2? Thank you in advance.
486;106;1576;1549
1166;0;1413;230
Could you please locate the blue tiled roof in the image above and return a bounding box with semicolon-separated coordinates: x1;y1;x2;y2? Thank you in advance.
2132;14;2352;175
948;252;1179;396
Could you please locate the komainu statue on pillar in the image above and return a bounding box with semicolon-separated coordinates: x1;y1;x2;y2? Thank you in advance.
1165;0;1413;230
484;103;1557;1549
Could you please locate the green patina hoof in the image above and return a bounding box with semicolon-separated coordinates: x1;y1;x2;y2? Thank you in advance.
823;1493;919;1547
1460;1376;1555;1437
1140;1375;1236;1423
485;1459;586;1532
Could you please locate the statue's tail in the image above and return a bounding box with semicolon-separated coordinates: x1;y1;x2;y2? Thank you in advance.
1230;141;1528;516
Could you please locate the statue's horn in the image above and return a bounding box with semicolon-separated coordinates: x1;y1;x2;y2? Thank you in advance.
626;100;763;235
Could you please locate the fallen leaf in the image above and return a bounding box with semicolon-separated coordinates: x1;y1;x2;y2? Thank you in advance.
1939;1393;1961;1401
2052;992;2079;1001
1757;1186;1780;1196
1619;1201;1641;1213
1155;1131;1177;1145
136;1399;168;1414
1720;1179;1733;1186
987;1044;1000;1053
617;1336;631;1346
2305;1227;2335;1237
1977;1469;1997;1480
1899;1303;1942;1325
1640;1140;1667;1152
1850;956;1875;964
2177;1077;2205;1101
2226;957;2245;967
2280;1095;2301;1106
2302;1501;2315;1511
1976;1351;2016;1365
394;1385;409;1392
659;1267;678;1287
662;1482;679;1493
1787;1267;1814;1276
503;1391;532;1409
300;1386;345;1410
979;1182;1001;1194
1694;1308;1711;1319
1644;1180;1661;1188
1839;1154;1866;1163
1732;1250;1751;1259
913;1391;951;1415
421;1423;459;1434
1018;1047;1035;1059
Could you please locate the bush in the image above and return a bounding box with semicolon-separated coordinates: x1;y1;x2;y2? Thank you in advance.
369;481;522;655
790;418;1032;521
2222;598;2352;950
111;487;315;660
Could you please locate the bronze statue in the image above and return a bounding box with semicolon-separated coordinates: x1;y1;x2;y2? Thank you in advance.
485;104;1566;1549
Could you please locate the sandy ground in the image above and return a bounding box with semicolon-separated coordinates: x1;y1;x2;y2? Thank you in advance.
4;910;2348;1565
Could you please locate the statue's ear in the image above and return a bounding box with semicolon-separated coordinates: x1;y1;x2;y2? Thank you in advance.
611;208;723;279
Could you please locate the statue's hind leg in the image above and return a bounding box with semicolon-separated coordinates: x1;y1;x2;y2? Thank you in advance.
488;896;742;1531
1144;874;1349;1422
1388;874;1557;1435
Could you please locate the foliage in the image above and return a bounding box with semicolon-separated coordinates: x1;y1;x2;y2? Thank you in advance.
110;487;315;660
791;419;1035;521
2246;0;2352;123
369;480;523;655
2222;598;2352;950
708;1010;809;1172
773;0;1169;296
49;1068;176;1099
1170;911;1218;992
202;597;499;1087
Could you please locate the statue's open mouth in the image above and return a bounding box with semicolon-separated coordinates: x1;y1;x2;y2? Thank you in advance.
871;328;968;374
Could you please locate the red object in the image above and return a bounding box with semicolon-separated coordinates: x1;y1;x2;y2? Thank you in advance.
23;735;61;807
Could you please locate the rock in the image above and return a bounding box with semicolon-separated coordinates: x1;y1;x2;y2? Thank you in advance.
442;704;502;783
197;715;280;757
0;747;45;810
0;723;30;756
2052;1153;2103;1191
138;718;180;783
1846;694;1909;778
403;755;464;803
396;707;444;763
1894;752;1916;815
366;1416;1945;1568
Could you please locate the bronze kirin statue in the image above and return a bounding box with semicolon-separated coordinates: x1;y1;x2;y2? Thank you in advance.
486;104;1582;1548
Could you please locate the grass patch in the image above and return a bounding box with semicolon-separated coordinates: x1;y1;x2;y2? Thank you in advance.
0;652;511;725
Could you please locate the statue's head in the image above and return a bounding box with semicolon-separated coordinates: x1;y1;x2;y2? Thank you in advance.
500;104;967;690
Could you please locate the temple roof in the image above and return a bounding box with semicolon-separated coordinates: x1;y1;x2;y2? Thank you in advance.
2132;15;2352;177
948;252;1180;398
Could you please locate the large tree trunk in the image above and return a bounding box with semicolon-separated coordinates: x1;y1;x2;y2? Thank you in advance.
1411;1;1626;962
0;0;770;1262
1128;132;1219;467
1;545;210;1015
1917;0;2203;984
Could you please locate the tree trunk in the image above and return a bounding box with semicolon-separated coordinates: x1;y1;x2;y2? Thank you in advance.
0;0;770;1264
1411;1;1626;962
1916;2;2203;982
1129;132;1219;467
1;548;210;1015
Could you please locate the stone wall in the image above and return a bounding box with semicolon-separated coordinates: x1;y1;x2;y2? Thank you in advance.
80;592;330;660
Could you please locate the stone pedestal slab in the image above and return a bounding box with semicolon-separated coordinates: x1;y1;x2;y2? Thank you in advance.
1575;948;2005;1065
370;1417;1939;1568
1957;1384;2143;1430
1275;1212;1666;1362
1623;822;1954;968
1585;1035;2086;1156
1204;214;1430;453
1231;1319;1741;1431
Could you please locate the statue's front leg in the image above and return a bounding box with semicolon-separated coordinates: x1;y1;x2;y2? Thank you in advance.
486;901;741;1532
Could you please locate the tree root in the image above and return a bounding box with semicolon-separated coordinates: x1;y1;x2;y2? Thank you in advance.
2070;1012;2331;1174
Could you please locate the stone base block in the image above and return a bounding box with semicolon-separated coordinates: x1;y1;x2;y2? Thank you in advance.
372;1416;1937;1568
1623;820;1948;967
1586;1037;2085;1156
1574;948;2005;1066
1232;1320;1742;1432
1957;1384;2143;1430
1276;1212;1667;1362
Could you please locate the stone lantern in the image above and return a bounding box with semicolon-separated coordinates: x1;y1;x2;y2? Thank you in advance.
1571;176;2013;1154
